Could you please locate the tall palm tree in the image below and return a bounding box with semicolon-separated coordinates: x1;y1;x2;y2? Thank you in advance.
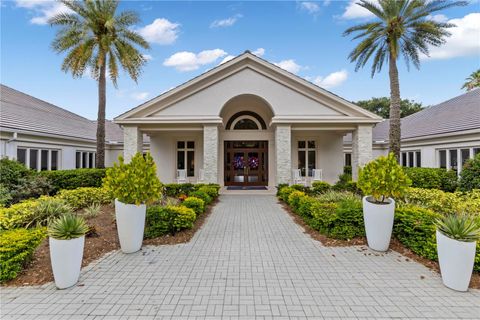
49;0;149;168
343;0;465;161
462;69;480;91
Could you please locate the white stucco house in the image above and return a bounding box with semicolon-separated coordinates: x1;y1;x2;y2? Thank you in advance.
115;52;382;187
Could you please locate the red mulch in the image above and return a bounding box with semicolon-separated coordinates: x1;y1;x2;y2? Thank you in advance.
280;201;480;289
3;199;218;287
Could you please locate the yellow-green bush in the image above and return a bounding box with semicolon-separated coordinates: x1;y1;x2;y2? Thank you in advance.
182;196;205;215
145;205;196;238
56;187;112;210
287;191;306;211
0;199;41;230
0;228;46;282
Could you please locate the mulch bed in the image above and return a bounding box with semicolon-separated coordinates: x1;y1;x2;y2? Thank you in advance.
280;201;480;289
3;199;218;287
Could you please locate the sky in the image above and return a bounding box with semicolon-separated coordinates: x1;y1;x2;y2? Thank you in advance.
1;0;479;120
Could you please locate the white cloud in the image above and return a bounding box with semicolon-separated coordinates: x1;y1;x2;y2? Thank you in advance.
164;49;227;71
427;14;448;23
130;92;150;101
323;0;332;6
210;14;242;28
15;0;73;25
300;2;320;14
252;48;265;57
312;70;348;89
274;59;302;74
142;54;153;61
137;18;180;45
220;55;236;64
341;0;376;20
423;13;480;60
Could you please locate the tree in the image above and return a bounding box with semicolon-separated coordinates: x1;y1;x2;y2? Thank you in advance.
343;0;465;161
49;0;149;168
461;69;480;91
356;97;423;118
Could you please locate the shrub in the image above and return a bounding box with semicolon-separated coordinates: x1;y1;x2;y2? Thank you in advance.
164;183;196;197
333;173;360;194
328;197;364;239
39;168;106;193
403;167;458;192
0;158;31;190
290;184;310;193
9;175;52;205
57;187;112;210
0;228;46;282
316;191;360;203
0;184;12;207
276;183;289;196
82;203;101;218
297;196;318;219
278;186;294;202
343;166;352;175
145;205;196;238
197;186;219;199
311;181;331;195
0;200;41;230
182;197;205;215
103;153;162;205
48;214;89;240
287;191;306;211
459;154;480;191
394;206;441;261
358;153;411;203
188;190;212;205
27;197;71;228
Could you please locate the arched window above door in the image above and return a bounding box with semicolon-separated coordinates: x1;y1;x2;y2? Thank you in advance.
226;111;267;130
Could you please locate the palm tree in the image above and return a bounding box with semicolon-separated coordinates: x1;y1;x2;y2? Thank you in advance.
343;0;465;161
49;0;149;168
462;69;480;91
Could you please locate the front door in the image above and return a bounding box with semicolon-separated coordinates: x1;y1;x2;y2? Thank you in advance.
224;141;268;186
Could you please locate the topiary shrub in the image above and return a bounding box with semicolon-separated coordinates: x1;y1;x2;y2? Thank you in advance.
311;181;331;195
0;228;46;282
358;153;411;203
39;168;106;194
145;205;196;238
103;153;162;205
403;167;458;192
182;197;205;215
459;154;480;191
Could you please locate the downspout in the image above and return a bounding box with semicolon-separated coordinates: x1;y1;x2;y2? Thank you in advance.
4;132;17;157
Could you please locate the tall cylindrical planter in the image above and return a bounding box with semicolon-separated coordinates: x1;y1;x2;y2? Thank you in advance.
115;199;146;253
362;196;395;252
49;236;85;289
436;230;476;291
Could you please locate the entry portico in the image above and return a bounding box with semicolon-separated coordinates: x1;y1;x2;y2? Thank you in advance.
115;52;381;186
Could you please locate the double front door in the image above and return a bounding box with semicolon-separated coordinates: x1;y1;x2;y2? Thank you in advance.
224;141;268;186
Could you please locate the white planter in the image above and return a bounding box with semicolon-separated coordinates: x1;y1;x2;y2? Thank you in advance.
436;230;476;291
115;199;146;253
49;236;84;289
362;196;395;252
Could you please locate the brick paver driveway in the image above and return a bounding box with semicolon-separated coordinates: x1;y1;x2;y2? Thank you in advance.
2;195;480;319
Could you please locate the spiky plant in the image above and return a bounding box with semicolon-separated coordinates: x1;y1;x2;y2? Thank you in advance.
436;215;480;242
343;0;466;160
82;203;101;218
48;214;90;240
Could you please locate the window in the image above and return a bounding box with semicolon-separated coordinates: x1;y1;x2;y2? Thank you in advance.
41;150;48;171
16;147;60;171
449;149;458;173
177;141;195;177
401;152;407;167
401;150;421;167
29;149;38;170
233;118;259;130
51;151;58;170
439;150;446;169
408;152;414;168
438;147;480;174
461;149;470;167
474;148;480;156
344;153;352;167
415;151;421;168
298;140;316;177
75;151;95;169
17;148;26;165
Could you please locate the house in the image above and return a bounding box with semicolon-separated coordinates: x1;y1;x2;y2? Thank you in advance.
0;84;148;170
343;89;480;175
115;51;382;187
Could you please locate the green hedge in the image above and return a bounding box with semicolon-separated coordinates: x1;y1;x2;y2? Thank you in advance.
145;205;196;238
40;168;106;194
56;187;112;210
403;167;458;192
182;197;205;215
0;228;46;282
459;154;480;191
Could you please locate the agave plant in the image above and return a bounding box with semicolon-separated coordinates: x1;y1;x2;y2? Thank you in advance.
436;215;480;242
48;214;90;240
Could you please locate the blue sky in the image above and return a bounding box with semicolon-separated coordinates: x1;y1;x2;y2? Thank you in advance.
1;0;479;120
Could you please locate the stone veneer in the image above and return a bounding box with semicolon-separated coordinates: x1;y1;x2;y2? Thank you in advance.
275;124;292;184
352;124;373;180
123;126;142;162
203;125;219;183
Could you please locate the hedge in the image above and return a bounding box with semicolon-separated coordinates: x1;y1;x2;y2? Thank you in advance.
145;205;196;238
40;168;106;193
0;228;46;282
56;187;112;210
182;197;205;215
403;167;457;192
459;153;480;191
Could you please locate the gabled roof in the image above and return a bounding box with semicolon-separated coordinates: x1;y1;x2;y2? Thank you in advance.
0;84;127;143
115;51;382;123
372;89;480;141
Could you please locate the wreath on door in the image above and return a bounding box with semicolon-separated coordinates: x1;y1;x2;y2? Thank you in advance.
233;156;244;169
249;156;259;169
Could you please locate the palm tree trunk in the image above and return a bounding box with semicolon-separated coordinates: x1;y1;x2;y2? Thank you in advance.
96;63;106;169
388;52;401;162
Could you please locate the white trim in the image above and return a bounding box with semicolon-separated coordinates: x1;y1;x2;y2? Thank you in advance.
230;115;262;130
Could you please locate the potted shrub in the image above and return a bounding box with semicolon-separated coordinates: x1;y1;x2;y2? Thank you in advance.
357;153;410;251
436;215;480;291
103;153;162;253
48;214;89;289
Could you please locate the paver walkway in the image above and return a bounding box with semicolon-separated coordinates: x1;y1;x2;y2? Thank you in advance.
2;195;480;319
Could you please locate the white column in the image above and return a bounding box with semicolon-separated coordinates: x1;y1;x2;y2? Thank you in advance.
275;124;292;185
352;124;373;180
123;126;142;163
203;124;219;183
